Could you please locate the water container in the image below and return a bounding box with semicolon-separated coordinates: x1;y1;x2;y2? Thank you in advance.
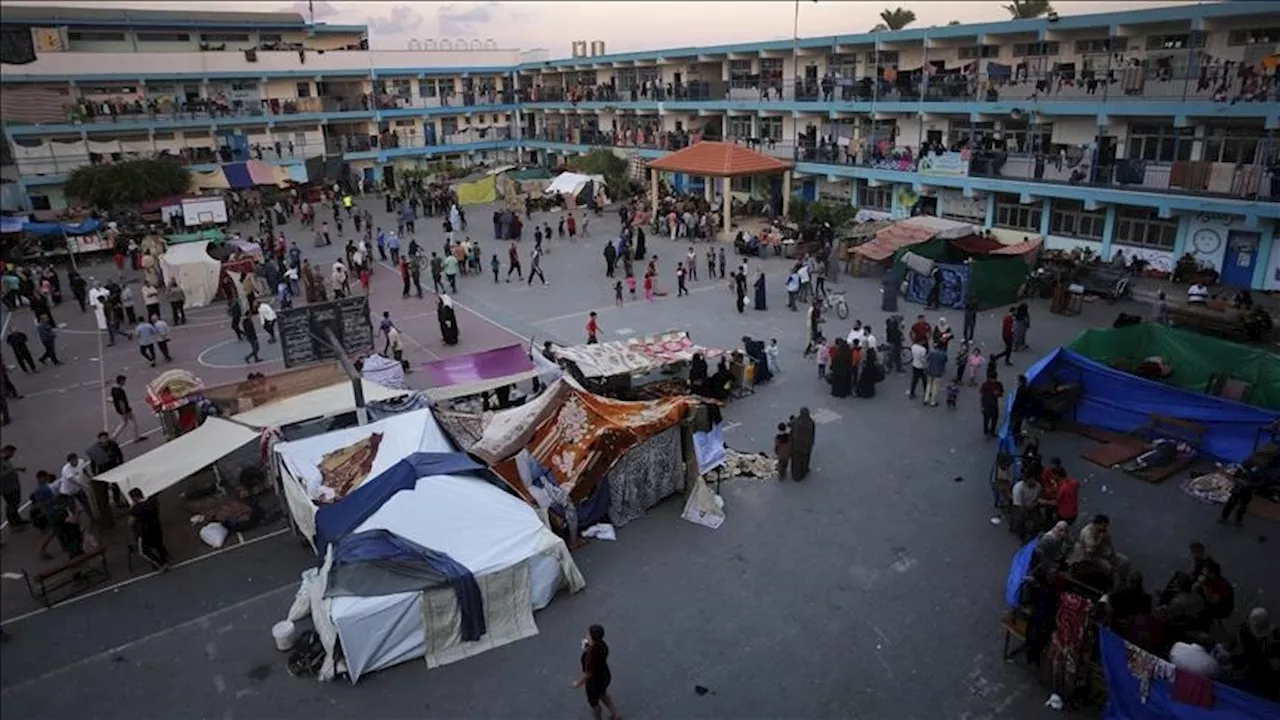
272;620;297;652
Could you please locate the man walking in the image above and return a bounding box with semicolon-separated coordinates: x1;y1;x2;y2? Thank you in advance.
907;340;928;399
242;314;261;364
228;297;244;341
528;248;546;285
443;250;460;294
923;342;948;407
991;307;1016;367
109;375;144;441
128;488;170;571
1;444;28;529
153;316;174;362
979;369;1005;439
87;430;129;517
258;301;277;343
36;315;60;365
6;328;37;374
506;242;523;282
168;281;186;325
676;263;689;296
136;316;158;367
430;252;445;293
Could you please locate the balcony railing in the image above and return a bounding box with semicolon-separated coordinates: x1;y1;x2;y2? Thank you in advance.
531;128;707;151
374;90;516;110
519;70;1279;106
11;141;325;177
324;126;513;154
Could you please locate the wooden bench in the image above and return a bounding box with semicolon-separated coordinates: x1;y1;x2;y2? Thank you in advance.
1128;414;1207;484
23;547;110;607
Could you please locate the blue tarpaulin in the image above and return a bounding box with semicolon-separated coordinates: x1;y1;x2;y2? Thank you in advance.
329;529;485;642
1100;627;1280;719
20;218;102;237
0;215;29;234
1000;348;1279;464
222;162;255;190
313;452;485;553
1005;538;1039;609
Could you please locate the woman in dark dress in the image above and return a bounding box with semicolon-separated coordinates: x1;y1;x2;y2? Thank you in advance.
438;295;460;345
573;624;621;720
855;347;880;398
633;227;647;260
829;339;853;397
753;271;768;311
708;357;733;400
881;267;899;312
688;352;708;395
742;336;773;383
734;271;747;314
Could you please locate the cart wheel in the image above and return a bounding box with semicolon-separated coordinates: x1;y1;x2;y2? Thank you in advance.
835;298;849;320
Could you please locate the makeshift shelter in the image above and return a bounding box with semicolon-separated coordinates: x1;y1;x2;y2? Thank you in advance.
166;228;225;245
222;160;279;189
455;174;498;206
97;417;260;497
853;215;976;262
421;344;540;402
646;141;793;234
998;347;1279;464
1068;324;1280;410
233;380;408;429
552;331;723;379
276;409;585;682
893;230;1040;310
189;168;231;191
465;378;698;527
159;240;222;308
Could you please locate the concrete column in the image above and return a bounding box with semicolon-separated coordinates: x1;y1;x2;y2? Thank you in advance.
704;176;713;201
722;178;732;234
649;167;659;212
781;170;793;218
1251;219;1276;290
1100;205;1117;260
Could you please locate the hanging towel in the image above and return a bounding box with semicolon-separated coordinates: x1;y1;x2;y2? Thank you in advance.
1169;161;1190;189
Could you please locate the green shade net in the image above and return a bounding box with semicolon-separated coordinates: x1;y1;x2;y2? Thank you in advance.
166;228;226;245
1068;323;1280;410
891;238;1030;310
509;168;553;181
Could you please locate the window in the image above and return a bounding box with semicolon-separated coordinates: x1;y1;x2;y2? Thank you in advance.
68;31;126;42
1202;126;1262;164
865;51;899;68
758;117;782;141
1126;124;1193;163
440;117;459;135
390;79;412;98
1011;42;1060;57
1074;38;1128;54
85;85;138;95
259;33;283;43
295;82;311;98
1002;120;1054;155
137;32;190;42
1049;199;1105;241
857;182;891;210
201;33;250;43
949;121;994;148
30;195;52;211
418;79;437;98
1229;28;1279;45
731;176;752;192
827;53;857;75
1114;207;1176;249
994;194;1043;232
759;58;783;81
728;117;753;139
729;60;753;83
958;45;1000;60
1146;32;1205;51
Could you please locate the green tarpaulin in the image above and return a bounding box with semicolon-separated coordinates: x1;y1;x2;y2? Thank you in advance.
510;168;552;181
1068;323;1280;410
167;228;225;245
892;238;1030;310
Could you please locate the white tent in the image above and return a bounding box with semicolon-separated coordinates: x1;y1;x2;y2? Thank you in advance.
277;409;584;683
97;417;260;497
233;380;408;429
159;240;222;308
544;171;604;197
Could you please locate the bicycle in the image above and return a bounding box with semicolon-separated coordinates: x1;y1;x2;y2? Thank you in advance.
823;290;849;320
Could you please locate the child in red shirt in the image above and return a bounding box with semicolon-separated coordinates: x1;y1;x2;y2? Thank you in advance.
359;267;371;294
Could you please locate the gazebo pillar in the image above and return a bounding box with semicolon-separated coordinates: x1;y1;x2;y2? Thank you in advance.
722;178;732;235
704;176;713;202
781;170;793;218
649;167;658;212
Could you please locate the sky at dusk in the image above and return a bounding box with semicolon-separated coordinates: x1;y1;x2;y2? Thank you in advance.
8;1;1204;57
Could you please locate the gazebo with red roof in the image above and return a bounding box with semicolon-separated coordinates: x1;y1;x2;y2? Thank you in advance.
646;141;794;236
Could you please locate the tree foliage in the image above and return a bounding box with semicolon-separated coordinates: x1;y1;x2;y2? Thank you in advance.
566;149;638;198
788;199;859;228
874;7;916;31
66;158;192;208
1004;0;1054;19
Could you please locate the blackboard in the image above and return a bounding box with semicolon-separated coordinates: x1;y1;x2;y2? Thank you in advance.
278;295;374;368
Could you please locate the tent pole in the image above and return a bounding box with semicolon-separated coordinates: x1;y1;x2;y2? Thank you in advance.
323;327;368;425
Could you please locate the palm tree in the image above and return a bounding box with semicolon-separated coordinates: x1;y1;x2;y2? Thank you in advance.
1004;0;1054;19
875;7;916;31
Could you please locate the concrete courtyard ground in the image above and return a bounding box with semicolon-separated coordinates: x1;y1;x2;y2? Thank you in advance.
1;198;1277;719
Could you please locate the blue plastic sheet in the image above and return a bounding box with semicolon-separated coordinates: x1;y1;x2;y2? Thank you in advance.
313;452;485;552
1005;538;1039;609
1001;348;1278;464
21;218;101;237
222;162;255;189
1099;627;1280;719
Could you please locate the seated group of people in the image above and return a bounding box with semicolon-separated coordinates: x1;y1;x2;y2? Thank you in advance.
1022;520;1279;701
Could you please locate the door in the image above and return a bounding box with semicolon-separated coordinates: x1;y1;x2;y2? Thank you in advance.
362;167;375;186
382;165;396;191
1220;230;1260;288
